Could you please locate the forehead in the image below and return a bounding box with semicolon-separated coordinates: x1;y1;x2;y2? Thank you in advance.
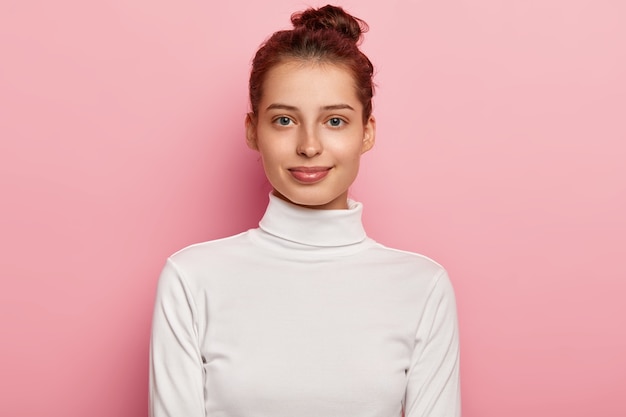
260;61;361;109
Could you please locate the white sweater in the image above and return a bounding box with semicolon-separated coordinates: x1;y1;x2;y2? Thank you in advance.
150;194;461;417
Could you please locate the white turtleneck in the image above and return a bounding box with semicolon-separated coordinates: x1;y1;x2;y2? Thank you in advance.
150;195;460;417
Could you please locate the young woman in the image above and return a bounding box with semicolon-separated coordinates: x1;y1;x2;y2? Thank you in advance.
150;5;460;417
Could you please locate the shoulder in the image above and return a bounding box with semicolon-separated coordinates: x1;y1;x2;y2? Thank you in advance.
359;239;455;297
162;230;254;279
367;240;445;274
170;230;250;259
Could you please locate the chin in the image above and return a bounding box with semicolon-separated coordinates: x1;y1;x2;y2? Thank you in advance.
274;189;348;210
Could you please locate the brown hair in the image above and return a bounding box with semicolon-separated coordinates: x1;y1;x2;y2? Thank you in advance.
249;4;375;122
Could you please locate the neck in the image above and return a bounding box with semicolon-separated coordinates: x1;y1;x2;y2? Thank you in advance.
258;192;366;247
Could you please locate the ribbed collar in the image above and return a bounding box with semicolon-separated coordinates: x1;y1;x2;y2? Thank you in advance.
258;193;367;247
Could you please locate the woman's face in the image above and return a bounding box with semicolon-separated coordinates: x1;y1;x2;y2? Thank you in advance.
246;60;375;210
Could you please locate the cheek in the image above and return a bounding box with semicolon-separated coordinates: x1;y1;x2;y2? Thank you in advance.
257;143;289;169
256;129;293;159
333;139;365;161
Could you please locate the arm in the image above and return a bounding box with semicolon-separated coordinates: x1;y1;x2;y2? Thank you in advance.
404;270;461;417
149;259;206;417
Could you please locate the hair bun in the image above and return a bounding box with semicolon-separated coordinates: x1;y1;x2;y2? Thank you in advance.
291;4;368;44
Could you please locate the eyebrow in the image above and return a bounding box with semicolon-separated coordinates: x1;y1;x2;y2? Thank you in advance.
265;103;355;112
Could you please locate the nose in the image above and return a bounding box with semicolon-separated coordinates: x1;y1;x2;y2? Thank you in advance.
296;126;322;157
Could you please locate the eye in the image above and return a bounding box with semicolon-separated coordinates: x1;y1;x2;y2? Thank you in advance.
274;116;293;126
327;117;345;127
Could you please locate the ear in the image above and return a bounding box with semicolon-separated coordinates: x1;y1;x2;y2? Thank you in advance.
361;115;376;154
245;112;258;151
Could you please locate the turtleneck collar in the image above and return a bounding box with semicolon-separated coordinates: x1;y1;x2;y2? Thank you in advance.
258;193;367;247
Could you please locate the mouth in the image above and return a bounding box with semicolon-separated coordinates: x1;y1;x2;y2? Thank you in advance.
288;166;332;183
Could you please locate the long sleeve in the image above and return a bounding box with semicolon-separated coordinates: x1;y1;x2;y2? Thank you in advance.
404;270;461;417
147;195;462;416
149;259;206;417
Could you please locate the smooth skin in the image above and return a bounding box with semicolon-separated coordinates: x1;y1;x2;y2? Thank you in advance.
246;60;376;210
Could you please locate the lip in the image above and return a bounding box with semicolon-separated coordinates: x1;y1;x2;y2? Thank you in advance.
288;166;332;183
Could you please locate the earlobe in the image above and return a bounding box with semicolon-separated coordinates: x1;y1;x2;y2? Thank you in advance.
361;115;376;154
245;112;258;151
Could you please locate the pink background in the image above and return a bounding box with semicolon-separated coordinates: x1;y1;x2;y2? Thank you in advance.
1;0;625;415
